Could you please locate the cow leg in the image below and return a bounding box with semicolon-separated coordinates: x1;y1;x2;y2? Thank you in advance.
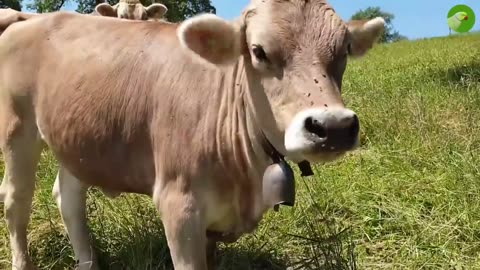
156;189;208;270
2;117;43;270
0;173;7;202
206;238;217;270
52;166;99;270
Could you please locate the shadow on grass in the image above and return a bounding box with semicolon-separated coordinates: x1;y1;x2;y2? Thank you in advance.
26;221;356;270
216;244;289;270
28;222;77;270
90;230;289;270
431;60;480;87
14;187;357;270
216;226;356;270
94;232;172;270
5;207;356;270
95;228;356;270
17;220;355;270
286;227;357;270
91;223;290;270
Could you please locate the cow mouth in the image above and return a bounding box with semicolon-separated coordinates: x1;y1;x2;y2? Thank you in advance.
301;149;347;163
301;135;359;162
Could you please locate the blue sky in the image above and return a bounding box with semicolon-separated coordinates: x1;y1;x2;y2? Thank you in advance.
55;0;479;40
211;0;479;40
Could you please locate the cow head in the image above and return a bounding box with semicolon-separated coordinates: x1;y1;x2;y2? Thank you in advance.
95;0;167;21
177;0;385;163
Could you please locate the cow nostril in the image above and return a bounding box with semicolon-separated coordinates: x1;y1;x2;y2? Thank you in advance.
304;117;327;139
349;114;359;137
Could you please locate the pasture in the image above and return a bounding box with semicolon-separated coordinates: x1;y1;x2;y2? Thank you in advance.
1;33;479;269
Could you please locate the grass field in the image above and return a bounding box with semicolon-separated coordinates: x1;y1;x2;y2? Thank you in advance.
1;33;480;270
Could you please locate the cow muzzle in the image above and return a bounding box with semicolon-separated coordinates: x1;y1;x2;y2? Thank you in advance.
284;107;359;161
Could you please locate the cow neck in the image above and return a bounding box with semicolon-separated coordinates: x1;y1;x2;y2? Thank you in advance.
237;55;314;177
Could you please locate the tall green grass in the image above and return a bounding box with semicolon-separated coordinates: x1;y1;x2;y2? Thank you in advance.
1;33;480;269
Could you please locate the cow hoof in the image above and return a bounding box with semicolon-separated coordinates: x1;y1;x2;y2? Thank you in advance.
11;261;38;270
76;266;99;270
0;184;6;203
74;259;100;270
75;263;100;270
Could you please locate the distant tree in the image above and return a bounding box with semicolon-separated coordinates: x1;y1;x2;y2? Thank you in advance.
0;0;22;10
76;0;101;13
351;6;407;43
27;0;68;12
76;0;215;22
159;0;215;22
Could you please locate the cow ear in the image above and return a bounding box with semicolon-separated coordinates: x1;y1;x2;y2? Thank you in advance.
146;3;167;19
95;3;118;17
0;9;32;34
177;13;242;66
347;17;385;57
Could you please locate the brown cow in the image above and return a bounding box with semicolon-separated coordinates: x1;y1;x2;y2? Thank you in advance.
0;0;167;34
0;1;168;198
94;0;168;20
0;1;385;269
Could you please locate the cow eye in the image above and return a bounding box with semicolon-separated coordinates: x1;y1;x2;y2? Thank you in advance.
346;43;352;56
252;45;268;62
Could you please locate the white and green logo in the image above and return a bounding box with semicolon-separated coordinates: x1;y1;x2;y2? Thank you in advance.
447;4;476;33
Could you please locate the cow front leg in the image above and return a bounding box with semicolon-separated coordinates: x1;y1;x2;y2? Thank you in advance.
52;166;99;270
206;238;217;270
0;173;7;202
155;187;208;270
2;116;43;270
